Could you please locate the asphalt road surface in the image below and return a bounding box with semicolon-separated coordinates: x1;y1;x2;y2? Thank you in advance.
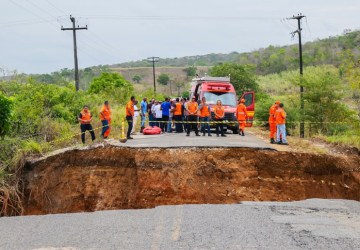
110;130;273;149
0;199;359;250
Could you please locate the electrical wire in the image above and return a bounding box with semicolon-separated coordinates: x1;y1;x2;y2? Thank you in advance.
7;0;59;29
44;0;68;16
81;15;280;21
304;16;313;41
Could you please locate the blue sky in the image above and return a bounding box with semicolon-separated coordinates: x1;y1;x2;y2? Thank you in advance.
1;0;359;74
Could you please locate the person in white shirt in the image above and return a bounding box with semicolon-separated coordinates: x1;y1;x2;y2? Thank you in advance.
151;100;162;127
131;102;139;134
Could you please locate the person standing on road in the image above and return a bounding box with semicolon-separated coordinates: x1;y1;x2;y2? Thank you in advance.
173;98;183;133
236;98;248;136
100;101;111;139
78;105;96;144
199;97;212;136
167;99;175;133
214;100;226;137
148;98;155;127
161;97;171;133
185;97;200;136
269;101;280;144
126;96;136;139
152;100;162;128
131;101;139;135
275;103;288;145
182;98;188;132
140;97;148;133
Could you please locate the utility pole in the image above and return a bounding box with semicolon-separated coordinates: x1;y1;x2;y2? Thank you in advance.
288;13;305;138
177;83;181;97
147;57;159;96
61;15;87;91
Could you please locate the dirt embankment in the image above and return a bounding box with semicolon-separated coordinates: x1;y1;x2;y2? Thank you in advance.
23;146;360;215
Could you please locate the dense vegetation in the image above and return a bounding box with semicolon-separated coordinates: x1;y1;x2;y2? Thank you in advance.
113;30;360;74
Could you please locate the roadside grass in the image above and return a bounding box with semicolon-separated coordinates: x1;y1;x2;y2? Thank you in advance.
249;126;329;154
319;132;360;149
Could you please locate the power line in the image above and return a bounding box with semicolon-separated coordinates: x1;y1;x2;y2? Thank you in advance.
26;0;60;21
77;33;120;62
7;0;59;29
81;15;280;21
44;0;68;16
87;29;122;55
0;18;56;29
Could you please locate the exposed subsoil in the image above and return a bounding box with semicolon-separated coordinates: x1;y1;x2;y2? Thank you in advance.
23;146;360;215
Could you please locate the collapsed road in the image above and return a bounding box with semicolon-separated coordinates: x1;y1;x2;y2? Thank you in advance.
1;132;359;249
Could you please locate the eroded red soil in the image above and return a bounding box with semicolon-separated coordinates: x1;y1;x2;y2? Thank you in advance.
23;146;360;215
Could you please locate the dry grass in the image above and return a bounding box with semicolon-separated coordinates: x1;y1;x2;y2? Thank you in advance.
248;126;329;154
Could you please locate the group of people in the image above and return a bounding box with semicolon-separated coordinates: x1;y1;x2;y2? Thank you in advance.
78;101;112;144
77;96;288;146
126;96;249;138
268;101;288;145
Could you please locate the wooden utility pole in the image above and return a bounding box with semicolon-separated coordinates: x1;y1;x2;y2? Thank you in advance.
288;13;305;138
147;57;159;96
61;15;87;91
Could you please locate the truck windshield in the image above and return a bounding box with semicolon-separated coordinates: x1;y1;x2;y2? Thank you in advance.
204;92;237;107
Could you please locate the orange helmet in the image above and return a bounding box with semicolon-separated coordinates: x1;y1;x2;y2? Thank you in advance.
275;100;281;104
240;98;245;103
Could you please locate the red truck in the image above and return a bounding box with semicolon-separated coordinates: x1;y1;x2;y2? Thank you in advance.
190;76;255;134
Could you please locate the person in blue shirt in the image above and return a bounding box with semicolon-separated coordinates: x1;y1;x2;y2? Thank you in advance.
161;97;171;133
140;97;148;133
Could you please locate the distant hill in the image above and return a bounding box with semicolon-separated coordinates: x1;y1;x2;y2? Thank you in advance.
111;30;360;75
26;30;360;88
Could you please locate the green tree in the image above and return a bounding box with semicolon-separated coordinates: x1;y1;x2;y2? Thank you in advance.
182;91;190;99
0;93;12;139
340;49;360;119
132;75;142;83
89;72;132;93
157;74;170;85
289;65;356;134
209;63;259;95
183;66;197;77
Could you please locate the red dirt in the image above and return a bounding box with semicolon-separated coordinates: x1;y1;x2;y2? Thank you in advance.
23;146;360;215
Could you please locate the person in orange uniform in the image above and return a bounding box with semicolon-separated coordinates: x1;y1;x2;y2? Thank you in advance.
185;97;200;136
78;105;95;144
173;98;183;133
269;100;280;144
100;101;111;139
236;98;248;136
125;96;136;139
199;97;212;136
214;100;226;137
275;103;288;145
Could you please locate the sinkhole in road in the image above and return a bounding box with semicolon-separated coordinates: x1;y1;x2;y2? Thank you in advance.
23;146;360;215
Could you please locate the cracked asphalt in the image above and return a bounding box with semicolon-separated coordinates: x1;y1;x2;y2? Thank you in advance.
0;199;359;249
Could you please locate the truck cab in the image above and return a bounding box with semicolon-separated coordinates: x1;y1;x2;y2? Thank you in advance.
190;76;255;134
